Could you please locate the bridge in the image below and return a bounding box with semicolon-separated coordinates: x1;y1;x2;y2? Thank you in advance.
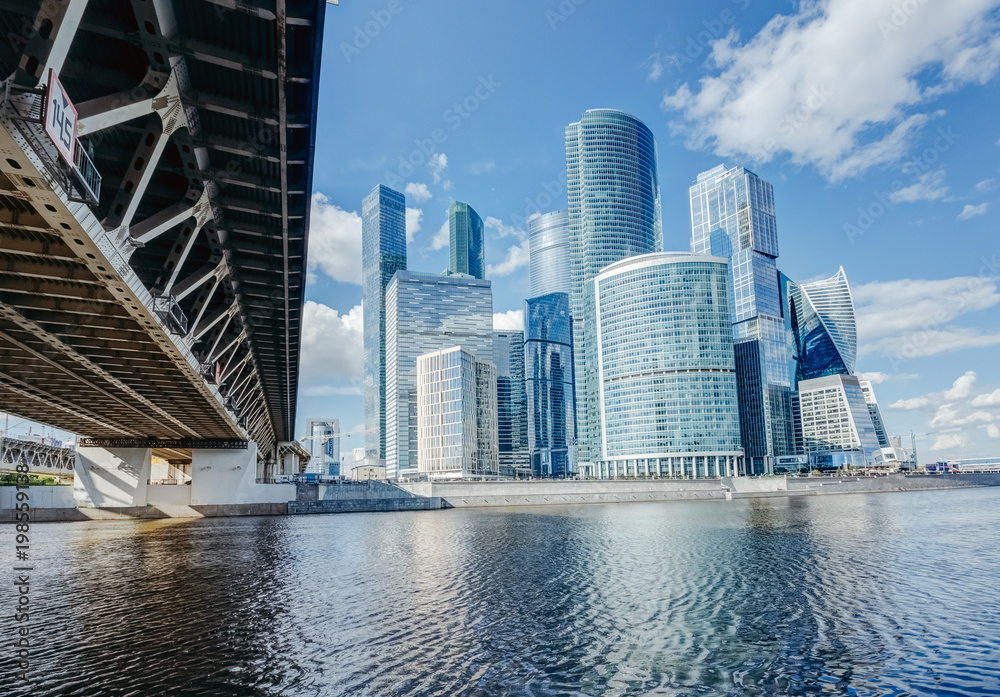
1;435;75;483
0;0;325;507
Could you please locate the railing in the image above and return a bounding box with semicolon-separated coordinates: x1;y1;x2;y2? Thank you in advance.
72;140;102;203
147;479;191;485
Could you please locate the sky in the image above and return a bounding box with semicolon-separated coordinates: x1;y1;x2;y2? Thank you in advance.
9;0;1000;463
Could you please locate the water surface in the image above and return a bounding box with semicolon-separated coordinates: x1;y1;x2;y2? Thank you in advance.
3;488;999;696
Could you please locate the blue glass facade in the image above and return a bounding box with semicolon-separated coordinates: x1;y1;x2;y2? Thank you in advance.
566;109;663;465
385;271;494;479
590;253;743;479
306;418;340;476
493;331;530;476
528;210;572;297
448;201;485;279
690;165;793;474
787;267;857;383
524;293;576;478
362;184;407;466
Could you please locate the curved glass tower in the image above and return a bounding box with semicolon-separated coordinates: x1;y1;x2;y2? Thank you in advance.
448;201;485;279
566;109;663;464
528;210;571;297
590;253;743;479
790;267;857;380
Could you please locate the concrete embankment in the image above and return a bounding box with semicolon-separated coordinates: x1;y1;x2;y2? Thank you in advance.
397;473;1000;509
288;481;444;515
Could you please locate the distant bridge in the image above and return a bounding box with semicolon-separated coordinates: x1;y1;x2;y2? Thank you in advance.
1;436;75;481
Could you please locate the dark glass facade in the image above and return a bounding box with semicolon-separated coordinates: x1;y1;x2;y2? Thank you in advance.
493;331;530;476
448;201;485;279
524;293;576;477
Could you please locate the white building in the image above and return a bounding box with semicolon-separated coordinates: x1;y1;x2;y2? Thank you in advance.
798;374;881;469
416;346;498;479
859;380;890;448
304;418;340;476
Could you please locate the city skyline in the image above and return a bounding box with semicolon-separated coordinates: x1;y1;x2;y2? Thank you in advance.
302;1;1000;463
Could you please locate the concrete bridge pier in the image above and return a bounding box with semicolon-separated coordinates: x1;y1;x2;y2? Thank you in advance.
74;447;152;508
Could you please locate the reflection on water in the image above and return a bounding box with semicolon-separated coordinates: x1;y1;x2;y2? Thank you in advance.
3;488;1000;696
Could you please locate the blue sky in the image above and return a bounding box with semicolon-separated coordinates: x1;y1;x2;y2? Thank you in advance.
299;0;1000;462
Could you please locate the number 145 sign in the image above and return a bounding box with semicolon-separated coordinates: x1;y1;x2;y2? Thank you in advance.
44;69;77;165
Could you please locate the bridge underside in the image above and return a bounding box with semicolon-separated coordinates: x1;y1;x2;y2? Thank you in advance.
0;0;325;464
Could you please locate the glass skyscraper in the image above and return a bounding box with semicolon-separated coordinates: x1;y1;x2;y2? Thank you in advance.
528;210;572;297
859;379;891;448
362;184;407;467
798;374;881;469
787;267;858;382
524;292;576;478
384;271;493;479
416;346;499;479
589;253;743;479
305;418;340;476
690;164;793;474
448;201;485;279
493;331;530;476
566;109;663;465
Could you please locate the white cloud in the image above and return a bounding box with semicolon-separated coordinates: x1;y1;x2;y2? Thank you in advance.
487;241;530;277
853;276;1000;358
644;53;665;81
859;371;919;384
889;170;949;203
661;0;1000;180
485;216;526;241
930;433;967;452
429;153;448;184
890;397;930;410
405;182;432;203
308;192;362;285
942;371;977;399
493;309;524;331
300;301;363;394
301;385;364;397
405;207;423;243
988;424;1000;438
430;219;449;251
974;178;997;193
958;202;990;220
972;389;1000;407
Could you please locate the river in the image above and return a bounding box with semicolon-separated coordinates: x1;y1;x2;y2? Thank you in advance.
3;487;999;696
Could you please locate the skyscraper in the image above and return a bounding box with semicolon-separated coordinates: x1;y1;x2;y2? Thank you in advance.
416;346;499;479
859;379;891;448
362;184;407;467
448;201;485;279
385;271;494;479
528;210;572;297
787;267;858;382
305;418;340;476
589;253;743;479
493;331;529;477
690;164;793;474
566;109;663;465
798;374;881;469
524;293;576;478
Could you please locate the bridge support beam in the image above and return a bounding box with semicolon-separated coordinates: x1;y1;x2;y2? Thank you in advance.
74;446;151;508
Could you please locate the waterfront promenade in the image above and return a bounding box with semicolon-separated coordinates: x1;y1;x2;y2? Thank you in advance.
3;473;1000;521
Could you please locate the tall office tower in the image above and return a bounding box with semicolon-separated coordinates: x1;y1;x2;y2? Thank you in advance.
524;293;576;478
589;253;743;479
787;267;858;382
690;164;793;475
416;346;499;479
448;201;485;279
493;331;530;477
528;210;572;297
859;380;891;448
385;271;494;479
362;184;407;467
798;374;881;470
566;109;663;465
305;418;340;476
